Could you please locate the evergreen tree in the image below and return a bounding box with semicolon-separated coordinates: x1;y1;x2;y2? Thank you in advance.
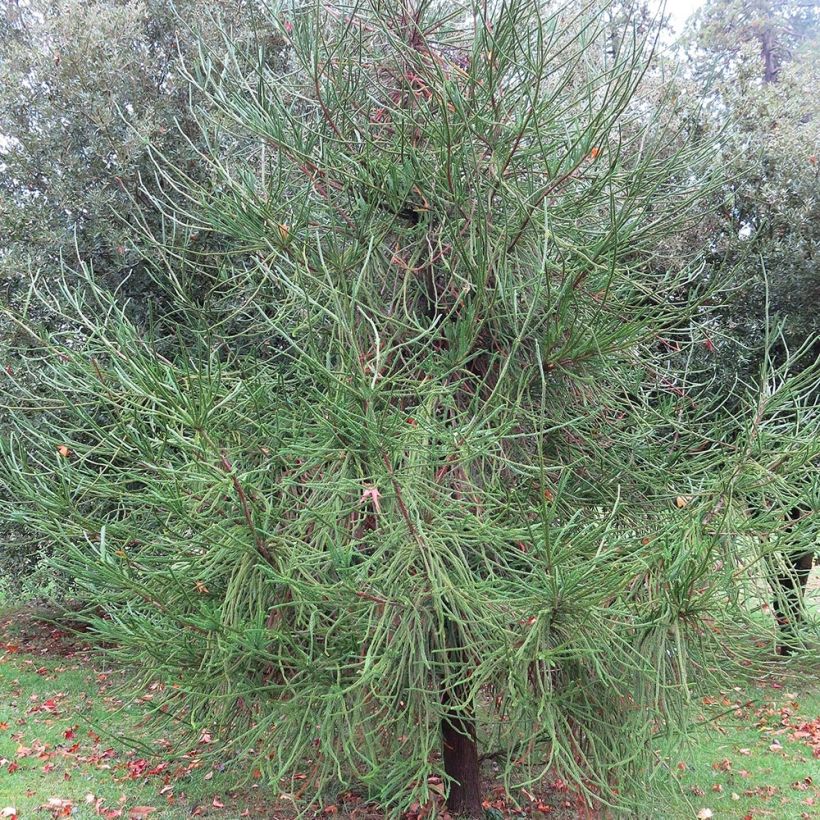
1;1;817;815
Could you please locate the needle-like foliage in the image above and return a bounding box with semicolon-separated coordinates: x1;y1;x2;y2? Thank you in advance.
1;1;817;816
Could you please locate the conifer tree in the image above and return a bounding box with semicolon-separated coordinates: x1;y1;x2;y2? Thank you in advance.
2;1;817;815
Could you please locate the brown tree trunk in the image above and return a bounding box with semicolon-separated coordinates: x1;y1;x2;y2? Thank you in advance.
761;29;778;84
441;686;483;817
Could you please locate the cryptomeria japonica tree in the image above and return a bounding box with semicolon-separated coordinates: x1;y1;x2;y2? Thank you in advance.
2;0;818;816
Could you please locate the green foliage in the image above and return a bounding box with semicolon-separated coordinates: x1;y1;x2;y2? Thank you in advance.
0;0;283;583
678;0;820;391
1;1;818;816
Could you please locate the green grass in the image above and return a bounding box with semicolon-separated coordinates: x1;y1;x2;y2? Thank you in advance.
0;612;271;819
650;680;820;819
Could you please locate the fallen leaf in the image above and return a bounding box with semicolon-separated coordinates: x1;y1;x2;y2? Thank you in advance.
128;808;157;820
40;798;72;818
696;810;713;819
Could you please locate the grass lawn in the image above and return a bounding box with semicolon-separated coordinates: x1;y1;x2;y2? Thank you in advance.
0;605;817;819
651;675;820;819
0;610;280;820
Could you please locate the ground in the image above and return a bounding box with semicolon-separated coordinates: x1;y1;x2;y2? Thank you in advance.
0;601;817;819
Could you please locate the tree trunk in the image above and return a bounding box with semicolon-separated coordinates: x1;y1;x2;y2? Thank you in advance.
441;689;483;817
761;29;778;84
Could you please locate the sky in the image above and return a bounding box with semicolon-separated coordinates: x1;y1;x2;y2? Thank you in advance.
659;0;706;33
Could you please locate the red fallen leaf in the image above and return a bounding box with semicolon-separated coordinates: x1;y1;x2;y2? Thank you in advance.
63;729;75;740
100;810;122;820
126;759;148;778
191;808;204;817
0;723;9;731
43;762;56;773
6;762;18;774
212;798;224;809
127;808;157;820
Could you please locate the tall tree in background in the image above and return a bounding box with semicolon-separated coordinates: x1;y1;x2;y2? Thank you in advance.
681;0;819;389
0;0;284;317
1;1;818;816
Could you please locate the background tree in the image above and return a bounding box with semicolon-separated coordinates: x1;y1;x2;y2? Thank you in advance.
679;0;819;392
1;1;817;817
